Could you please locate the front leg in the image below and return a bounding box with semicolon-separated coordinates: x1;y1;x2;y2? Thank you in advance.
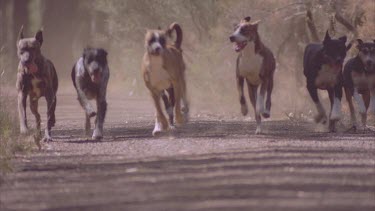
236;75;247;116
93;77;108;140
307;80;327;124
18;91;28;134
151;91;168;136
76;78;96;117
43;92;57;142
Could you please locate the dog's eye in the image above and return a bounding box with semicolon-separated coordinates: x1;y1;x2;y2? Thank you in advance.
240;28;245;34
159;38;166;46
149;37;156;44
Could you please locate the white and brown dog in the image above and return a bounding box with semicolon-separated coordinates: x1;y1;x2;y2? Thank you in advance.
142;23;189;136
229;16;276;134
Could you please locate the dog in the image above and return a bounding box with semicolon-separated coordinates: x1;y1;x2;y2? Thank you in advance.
71;47;109;140
141;22;189;136
303;31;351;132
343;39;375;131
229;16;276;134
16;26;58;142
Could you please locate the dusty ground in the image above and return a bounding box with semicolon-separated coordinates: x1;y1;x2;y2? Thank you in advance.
0;92;375;211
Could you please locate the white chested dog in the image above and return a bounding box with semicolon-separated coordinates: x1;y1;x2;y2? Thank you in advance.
142;23;189;136
229;16;276;134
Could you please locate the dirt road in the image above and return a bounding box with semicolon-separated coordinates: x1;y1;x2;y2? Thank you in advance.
1;92;375;211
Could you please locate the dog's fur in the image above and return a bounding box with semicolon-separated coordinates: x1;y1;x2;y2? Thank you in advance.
142;22;189;136
229;16;276;134
71;48;109;140
16;27;58;142
303;31;351;132
343;39;375;130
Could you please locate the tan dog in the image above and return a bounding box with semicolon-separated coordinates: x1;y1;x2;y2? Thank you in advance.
142;23;189;136
229;17;276;134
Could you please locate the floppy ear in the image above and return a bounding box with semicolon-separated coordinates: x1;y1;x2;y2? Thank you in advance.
83;47;90;59
323;30;331;45
244;16;251;22
18;25;24;43
357;39;364;48
35;30;43;46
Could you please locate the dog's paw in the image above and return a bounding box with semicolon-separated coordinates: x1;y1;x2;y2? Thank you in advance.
255;126;262;135
42;136;53;143
314;113;327;124
262;110;270;119
92;129;103;140
241;105;248;116
20;127;29;135
153;121;166;136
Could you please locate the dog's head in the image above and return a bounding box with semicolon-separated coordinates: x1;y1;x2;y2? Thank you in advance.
82;47;108;84
144;28;167;56
321;31;351;68
356;39;375;73
17;26;43;74
229;16;259;52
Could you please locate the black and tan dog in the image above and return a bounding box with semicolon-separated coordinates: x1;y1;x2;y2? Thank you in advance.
303;31;351;132
16;26;58;142
72;48;109;140
343;39;375;131
142;22;189;136
229;16;276;134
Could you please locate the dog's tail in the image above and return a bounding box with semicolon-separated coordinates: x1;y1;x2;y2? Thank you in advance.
168;22;183;50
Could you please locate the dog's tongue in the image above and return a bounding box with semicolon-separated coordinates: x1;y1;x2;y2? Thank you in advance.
331;63;342;73
233;42;246;52
26;63;38;74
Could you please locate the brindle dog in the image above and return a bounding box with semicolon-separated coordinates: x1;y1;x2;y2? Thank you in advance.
16;26;58;142
71;48;109;140
343;39;375;131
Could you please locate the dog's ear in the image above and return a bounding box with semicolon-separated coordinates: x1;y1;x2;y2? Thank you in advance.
35;30;43;46
83;47;90;59
18;25;24;43
323;30;331;46
339;36;347;44
357;39;364;48
244;16;251;22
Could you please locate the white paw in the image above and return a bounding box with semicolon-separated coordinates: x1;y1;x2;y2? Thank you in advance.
330;98;341;121
92;129;103;140
152;121;164;136
20;127;28;134
255;126;262;135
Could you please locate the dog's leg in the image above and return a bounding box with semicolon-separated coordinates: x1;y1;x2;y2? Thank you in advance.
247;80;262;134
151;92;168;136
237;75;247;116
264;78;273;119
18;91;28;134
361;90;370;129
162;88;175;127
180;77;189;122
173;81;184;125
93;81;108;140
353;88;367;129
368;89;375;114
43;93;56;142
76;77;96;117
29;98;41;131
85;114;91;136
344;87;357;131
307;81;326;124
328;89;338;132
257;81;267;118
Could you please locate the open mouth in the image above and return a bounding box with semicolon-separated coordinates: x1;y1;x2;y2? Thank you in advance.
329;63;343;73
233;41;247;52
91;73;101;84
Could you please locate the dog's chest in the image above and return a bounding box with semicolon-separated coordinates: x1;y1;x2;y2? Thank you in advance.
238;43;263;85
29;76;45;100
352;71;375;91
147;56;171;91
315;64;340;89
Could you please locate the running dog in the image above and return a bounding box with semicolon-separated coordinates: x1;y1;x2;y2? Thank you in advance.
303;31;351;132
72;48;109;140
229;16;276;134
16;26;58;142
141;22;189;136
343;39;375;131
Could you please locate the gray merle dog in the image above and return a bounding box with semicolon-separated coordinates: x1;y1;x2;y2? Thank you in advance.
71;48;109;140
303;31;351;132
16;26;58;142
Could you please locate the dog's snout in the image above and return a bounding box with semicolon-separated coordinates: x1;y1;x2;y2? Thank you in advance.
229;36;235;42
155;46;161;53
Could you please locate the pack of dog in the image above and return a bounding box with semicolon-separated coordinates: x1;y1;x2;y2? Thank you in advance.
15;19;374;141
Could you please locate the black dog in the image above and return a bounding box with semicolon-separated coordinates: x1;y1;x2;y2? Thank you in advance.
343;39;375;131
71;48;109;140
303;31;351;132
